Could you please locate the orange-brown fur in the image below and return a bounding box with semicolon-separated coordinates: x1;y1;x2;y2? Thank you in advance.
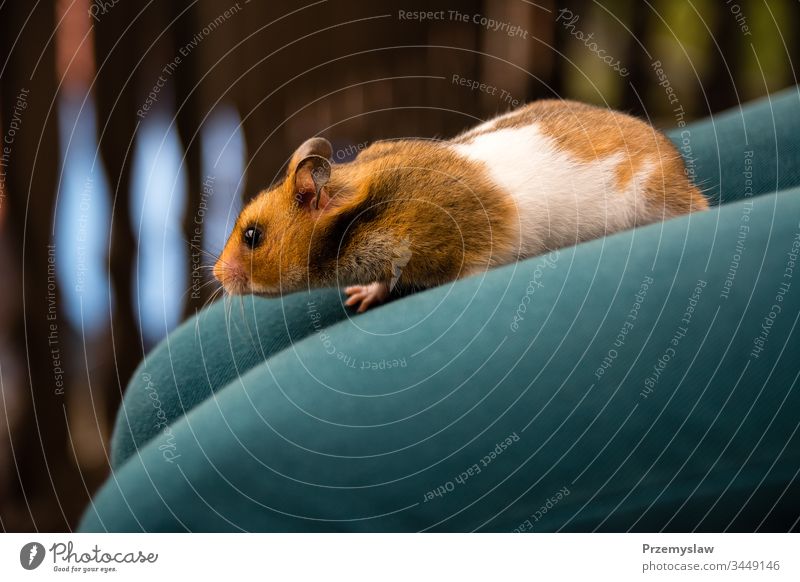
216;100;707;301
216;140;517;296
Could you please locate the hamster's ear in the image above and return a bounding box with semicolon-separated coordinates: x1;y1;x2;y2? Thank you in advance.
290;137;332;167
290;137;332;211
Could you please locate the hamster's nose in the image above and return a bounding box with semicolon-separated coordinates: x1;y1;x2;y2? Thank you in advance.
213;256;249;294
212;258;226;283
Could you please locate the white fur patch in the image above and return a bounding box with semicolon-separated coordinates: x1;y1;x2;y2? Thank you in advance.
453;124;653;258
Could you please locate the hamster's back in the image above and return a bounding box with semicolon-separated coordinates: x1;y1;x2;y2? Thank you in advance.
451;100;707;257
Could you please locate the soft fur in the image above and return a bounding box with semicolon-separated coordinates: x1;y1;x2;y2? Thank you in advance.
215;100;707;310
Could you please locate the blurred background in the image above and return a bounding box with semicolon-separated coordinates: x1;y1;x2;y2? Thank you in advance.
0;0;797;531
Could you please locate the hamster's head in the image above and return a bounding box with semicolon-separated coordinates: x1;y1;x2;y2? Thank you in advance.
213;137;336;296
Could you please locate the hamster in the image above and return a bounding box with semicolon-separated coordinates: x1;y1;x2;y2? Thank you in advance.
214;100;708;312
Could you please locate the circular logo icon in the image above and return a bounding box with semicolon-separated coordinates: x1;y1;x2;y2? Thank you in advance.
20;542;46;570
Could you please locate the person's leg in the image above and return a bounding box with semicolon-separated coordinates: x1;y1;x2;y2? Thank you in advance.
110;288;350;467
667;84;800;205
83;187;800;532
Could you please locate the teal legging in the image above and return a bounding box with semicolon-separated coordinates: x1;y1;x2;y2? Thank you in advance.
82;87;800;532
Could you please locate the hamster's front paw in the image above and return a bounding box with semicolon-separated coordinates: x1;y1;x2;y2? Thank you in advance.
344;281;390;313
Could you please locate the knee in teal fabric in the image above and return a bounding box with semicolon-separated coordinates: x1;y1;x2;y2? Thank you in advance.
111;288;350;468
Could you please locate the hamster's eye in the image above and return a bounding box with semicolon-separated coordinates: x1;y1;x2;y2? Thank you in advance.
242;226;263;249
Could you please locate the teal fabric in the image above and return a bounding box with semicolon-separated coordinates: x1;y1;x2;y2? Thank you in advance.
109;288;350;468
82;87;800;532
668;87;800;205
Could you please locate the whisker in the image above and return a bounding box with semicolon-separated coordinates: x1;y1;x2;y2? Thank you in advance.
196;278;221;293
180;277;212;303
194;286;223;338
238;294;255;346
203;286;223;312
184;239;223;259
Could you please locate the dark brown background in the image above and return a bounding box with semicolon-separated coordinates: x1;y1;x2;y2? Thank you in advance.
0;0;797;531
